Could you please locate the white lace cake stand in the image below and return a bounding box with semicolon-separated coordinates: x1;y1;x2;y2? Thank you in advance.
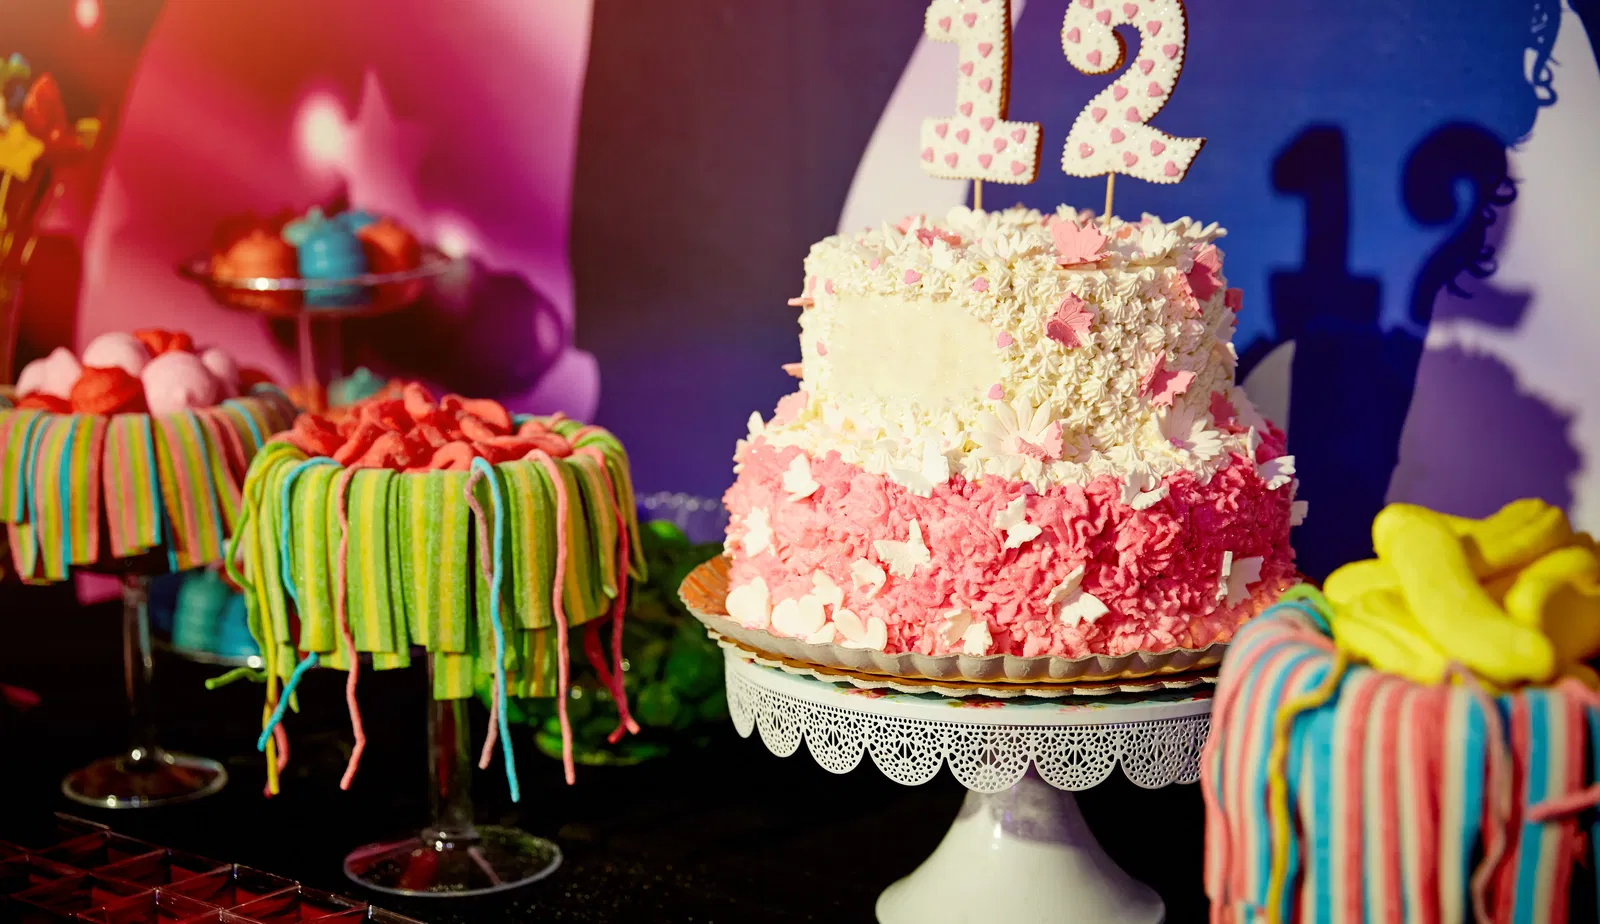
723;650;1211;924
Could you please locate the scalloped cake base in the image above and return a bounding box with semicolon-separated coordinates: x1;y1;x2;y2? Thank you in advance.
680;556;1232;686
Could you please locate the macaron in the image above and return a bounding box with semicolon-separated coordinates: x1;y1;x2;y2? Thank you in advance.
141;350;222;415
81;331;151;378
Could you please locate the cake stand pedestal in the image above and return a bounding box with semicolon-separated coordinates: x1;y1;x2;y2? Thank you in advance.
61;573;228;809
723;651;1211;924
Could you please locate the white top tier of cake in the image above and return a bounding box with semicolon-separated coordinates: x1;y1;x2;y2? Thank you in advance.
745;205;1277;495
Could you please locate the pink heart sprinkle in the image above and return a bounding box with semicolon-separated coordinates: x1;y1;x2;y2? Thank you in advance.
1086;49;1102;66
1091;107;1107;122
960;61;975;76
1122;151;1139;167
1146;20;1162;35
1065;27;1081;43
993;137;1008;152
1078;143;1094;158
938;16;952;31
963;13;978;27
1125;106;1141;121
956;128;971;144
978;77;993;93
978;153;994;168
1122;3;1138;15
1081;0;1093;7
904;269;923;285
1110;128;1125;142
975;278;992;293
1113;84;1128;101
1163;43;1179;58
816;341;828;356
1012;127;1028;142
978;42;994;57
987;384;1005;400
1139;59;1155;74
1150;140;1166;155
869;258;881;270
960;102;974;116
1148;81;1165;97
1010;160;1027;175
945;152;960;167
922;147;935;162
1096;9;1111;25
935;122;949;138
1164;160;1180;176
995;330;1011;346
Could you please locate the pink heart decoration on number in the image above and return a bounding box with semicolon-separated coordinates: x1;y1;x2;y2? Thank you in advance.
1164;160;1180;176
1150;140;1166;155
979;154;994;168
1163;43;1179;58
960;62;975;76
945;152;960;167
956;128;971;143
1123;151;1139;167
1079;143;1094;158
1066;27;1082;43
935;123;949;138
1123;3;1138;15
1092;107;1107;122
1011;160;1028;175
1087;50;1102;66
1012;127;1028;142
960;102;974;116
1125;106;1140;121
978;77;993;92
978;42;994;57
1147;81;1165;97
1081;0;1094;7
1096;9;1112;24
922;147;935;162
1110;128;1125;143
1139;59;1155;74
1147;20;1161;35
963;13;978;26
993;138;1008;151
1113;85;1128;100
939;16;952;30
980;116;996;130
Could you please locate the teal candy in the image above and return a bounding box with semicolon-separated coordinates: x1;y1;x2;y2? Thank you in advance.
171;569;234;654
298;224;368;307
328;367;389;408
281;207;329;247
334;210;378;232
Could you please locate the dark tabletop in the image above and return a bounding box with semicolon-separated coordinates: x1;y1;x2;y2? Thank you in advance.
0;582;1209;923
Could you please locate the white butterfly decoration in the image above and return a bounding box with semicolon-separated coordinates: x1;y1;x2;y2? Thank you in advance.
1259;454;1296;492
782;454;821;500
834;608;889;651
741;506;773;556
1289;479;1309;526
1217;551;1265;606
1121;469;1169;511
811;572;844;610
850;559;887;597
992;496;1042;549
725;577;771;630
874;519;931;579
889;439;951;498
1046;565;1108;627
940;606;993;656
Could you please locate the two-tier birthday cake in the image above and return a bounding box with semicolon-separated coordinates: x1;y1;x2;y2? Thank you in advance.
721;206;1302;662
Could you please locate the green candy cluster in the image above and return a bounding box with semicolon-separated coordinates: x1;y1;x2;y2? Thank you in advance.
478;519;724;765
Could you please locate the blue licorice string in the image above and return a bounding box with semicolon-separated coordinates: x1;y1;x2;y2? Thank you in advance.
470;457;520;803
256;652;319;751
276;457;341;613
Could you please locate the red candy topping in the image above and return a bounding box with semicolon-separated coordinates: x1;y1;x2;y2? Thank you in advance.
69;366;148;415
133;329;195;357
280;383;573;472
14;393;71;413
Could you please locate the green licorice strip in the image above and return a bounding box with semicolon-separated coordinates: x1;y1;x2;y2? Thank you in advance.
346;468;396;653
398;473;431;648
293;463;339;654
574;428;646;579
470;473;501;670
256;448;299;658
495;461;537;626
433;651;474;700
552;461;602;626
424;471;472;654
0;409;42;521
7;522;37;581
239;447;295;661
568;453;619;601
386;471;414;652
520;460;558;630
371;649;410;671
514;625;559;698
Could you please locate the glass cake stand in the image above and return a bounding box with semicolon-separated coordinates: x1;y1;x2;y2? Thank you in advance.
61;567;228;809
342;660;561;898
721;649;1212;924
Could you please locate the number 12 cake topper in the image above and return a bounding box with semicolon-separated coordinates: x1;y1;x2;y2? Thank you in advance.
919;0;1204;210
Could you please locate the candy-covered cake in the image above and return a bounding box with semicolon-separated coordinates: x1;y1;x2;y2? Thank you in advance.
723;206;1302;660
0;331;294;581
231;384;644;793
1204;500;1600;921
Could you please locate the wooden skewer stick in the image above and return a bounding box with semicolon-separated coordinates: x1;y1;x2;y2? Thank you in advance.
1103;173;1116;226
973;179;984;212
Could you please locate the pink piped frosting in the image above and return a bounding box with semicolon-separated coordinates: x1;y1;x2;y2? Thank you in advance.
724;439;1296;658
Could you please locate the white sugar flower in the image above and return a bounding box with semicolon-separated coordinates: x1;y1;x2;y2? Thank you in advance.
1161;405;1224;463
975;397;1064;482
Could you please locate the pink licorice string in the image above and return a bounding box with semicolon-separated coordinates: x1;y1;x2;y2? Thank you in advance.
1528;678;1600;823
1450;664;1513;924
261;724;289;798
530;450;576;785
576;445;638;741
333;466;368;791
462;470;503;772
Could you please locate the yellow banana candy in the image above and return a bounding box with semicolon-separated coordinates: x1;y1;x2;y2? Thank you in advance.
1371;504;1555;686
1503;545;1600;666
1329;589;1449;685
1434;498;1572;579
1323;558;1397;607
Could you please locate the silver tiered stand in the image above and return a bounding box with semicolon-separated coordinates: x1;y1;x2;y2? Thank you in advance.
722;649;1211;924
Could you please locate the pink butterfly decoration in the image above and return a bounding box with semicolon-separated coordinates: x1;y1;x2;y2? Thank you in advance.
1185;245;1223;301
1141;356;1195;407
1015;421;1065;461
1208;390;1242;431
1050;221;1108;266
1045;294;1096;348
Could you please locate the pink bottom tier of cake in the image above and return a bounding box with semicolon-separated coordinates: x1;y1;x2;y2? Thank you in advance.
724;438;1297;659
